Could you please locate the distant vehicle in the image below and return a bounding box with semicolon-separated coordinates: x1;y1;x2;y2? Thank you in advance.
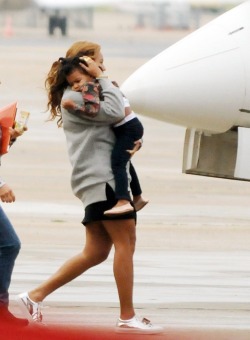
32;0;122;35
32;0;245;35
119;1;191;30
120;0;245;30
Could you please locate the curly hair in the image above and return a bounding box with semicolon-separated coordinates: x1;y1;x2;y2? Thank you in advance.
45;41;101;126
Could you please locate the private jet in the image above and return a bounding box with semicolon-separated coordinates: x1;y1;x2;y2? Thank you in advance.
121;1;250;181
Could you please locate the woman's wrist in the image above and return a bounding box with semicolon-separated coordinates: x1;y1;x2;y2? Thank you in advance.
96;74;108;79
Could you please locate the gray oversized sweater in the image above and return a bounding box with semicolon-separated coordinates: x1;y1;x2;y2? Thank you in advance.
61;78;126;207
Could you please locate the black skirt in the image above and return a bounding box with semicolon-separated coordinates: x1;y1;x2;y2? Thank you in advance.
82;183;137;226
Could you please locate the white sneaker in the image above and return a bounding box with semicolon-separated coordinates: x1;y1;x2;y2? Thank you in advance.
115;316;164;334
16;292;43;323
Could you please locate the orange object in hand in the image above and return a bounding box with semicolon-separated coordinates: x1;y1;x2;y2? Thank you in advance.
0;102;17;156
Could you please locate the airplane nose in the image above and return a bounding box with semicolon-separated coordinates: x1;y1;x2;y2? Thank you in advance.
121;2;250;133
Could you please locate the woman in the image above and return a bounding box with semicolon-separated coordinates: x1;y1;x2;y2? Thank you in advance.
58;56;148;216
17;41;163;334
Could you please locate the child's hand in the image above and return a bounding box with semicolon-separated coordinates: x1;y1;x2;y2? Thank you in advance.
126;139;142;157
62;99;76;110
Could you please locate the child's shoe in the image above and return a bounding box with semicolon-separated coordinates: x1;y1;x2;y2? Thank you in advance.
104;203;134;216
133;197;149;212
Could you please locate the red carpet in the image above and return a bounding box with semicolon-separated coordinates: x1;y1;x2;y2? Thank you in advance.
0;323;165;339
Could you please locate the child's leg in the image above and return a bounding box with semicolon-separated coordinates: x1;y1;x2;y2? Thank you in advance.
129;162;149;212
104;133;134;216
104;119;144;216
129;162;142;197
111;135;133;203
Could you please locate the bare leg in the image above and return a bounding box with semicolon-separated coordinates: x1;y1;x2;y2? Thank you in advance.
103;219;136;320
28;222;112;302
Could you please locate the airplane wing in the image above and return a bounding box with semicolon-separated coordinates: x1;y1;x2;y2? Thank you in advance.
190;0;244;6
122;0;243;4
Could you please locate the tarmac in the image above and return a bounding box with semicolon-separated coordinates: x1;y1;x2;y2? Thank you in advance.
0;9;250;340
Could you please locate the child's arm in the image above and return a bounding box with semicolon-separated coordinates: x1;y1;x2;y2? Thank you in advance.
62;82;100;118
81;82;100;117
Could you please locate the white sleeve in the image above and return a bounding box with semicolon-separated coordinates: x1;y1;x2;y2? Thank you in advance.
0;177;6;188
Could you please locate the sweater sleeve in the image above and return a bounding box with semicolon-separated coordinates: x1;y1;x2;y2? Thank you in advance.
95;78;125;123
62;80;125;125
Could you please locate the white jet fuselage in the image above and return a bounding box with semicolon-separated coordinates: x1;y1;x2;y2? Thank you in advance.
121;1;250;134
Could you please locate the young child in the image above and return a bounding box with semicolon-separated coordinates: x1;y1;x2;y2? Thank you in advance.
105;81;148;216
59;57;148;215
59;57;100;118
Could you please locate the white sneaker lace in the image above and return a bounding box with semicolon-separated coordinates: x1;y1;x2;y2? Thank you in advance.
141;317;152;326
26;297;43;322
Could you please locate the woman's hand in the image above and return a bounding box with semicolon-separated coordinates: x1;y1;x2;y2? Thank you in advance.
9;126;27;139
79;56;104;78
0;184;15;203
126;139;143;157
